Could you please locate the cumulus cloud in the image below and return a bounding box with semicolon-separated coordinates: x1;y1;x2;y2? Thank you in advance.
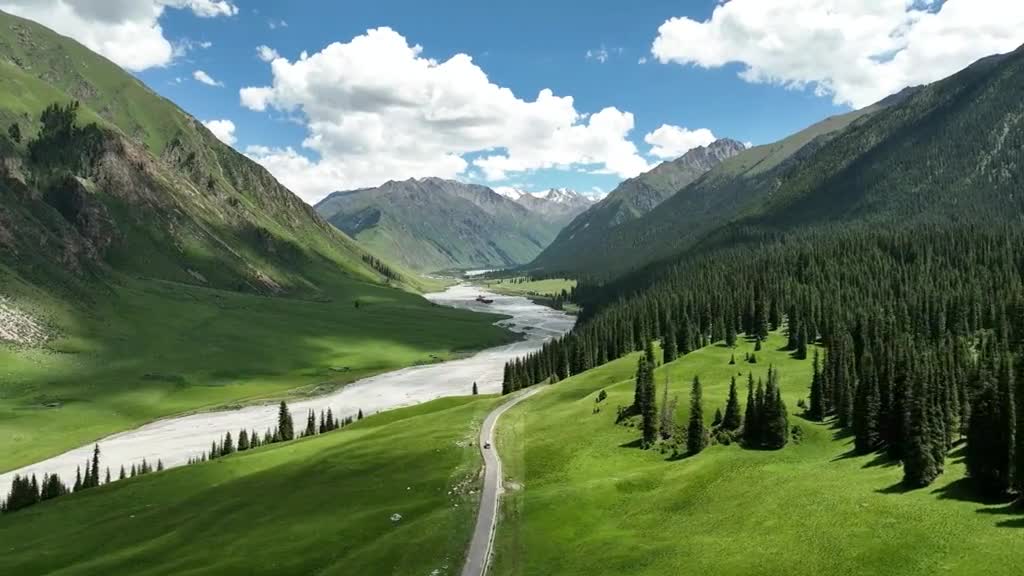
193;69;223;86
203;119;236;145
651;0;1024;108
644;125;717;159
241;27;650;203
256;45;280;62
0;0;238;71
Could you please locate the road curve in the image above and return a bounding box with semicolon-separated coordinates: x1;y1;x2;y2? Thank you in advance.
461;387;543;576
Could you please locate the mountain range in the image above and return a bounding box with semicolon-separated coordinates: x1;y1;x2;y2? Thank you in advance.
526;138;748;277
315;179;593;272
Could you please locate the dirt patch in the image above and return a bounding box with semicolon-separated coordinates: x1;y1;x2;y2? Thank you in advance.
0;296;51;345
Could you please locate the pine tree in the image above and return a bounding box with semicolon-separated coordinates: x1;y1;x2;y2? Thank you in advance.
743;373;759;446
853;350;882;454
278;401;294;441
222;431;235;455
357;409;364;421
687;376;707;455
8;122;21;143
238;429;250;451
663;322;678;363
723;376;742;430
712;408;724;428
90;444;101;488
659;376;675;440
119;465;126;480
809;350;825;421
762;366;789;449
472;381;479;395
74;466;82;492
903;369;939;488
305;409;317;437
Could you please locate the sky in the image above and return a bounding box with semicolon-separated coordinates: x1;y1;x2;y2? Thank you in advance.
3;0;1024;204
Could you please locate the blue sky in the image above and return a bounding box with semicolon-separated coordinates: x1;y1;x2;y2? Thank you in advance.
5;0;1023;203
146;0;847;198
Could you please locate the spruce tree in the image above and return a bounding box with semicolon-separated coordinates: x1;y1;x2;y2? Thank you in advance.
743;373;759;446
903;369;939;488
687;376;707;455
472;381;479;395
723;376;742;430
762;367;789;449
238;429;250;451
278;401;295;441
853;351;882;454
809;349;825;421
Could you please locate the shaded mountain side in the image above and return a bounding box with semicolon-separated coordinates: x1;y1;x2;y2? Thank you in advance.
581;44;1024;313
316;178;572;272
0;10;411;297
526;139;746;276
525;92;921;280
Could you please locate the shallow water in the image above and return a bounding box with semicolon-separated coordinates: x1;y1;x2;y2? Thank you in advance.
0;284;574;496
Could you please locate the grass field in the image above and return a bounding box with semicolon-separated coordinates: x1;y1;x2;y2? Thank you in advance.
492;333;1024;576
0;395;498;575
482;278;576;298
0;274;512;473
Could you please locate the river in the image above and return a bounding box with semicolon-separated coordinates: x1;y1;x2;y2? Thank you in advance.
0;284;575;496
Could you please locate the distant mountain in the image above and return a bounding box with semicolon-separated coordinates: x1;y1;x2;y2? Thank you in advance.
513;188;594;227
0;10;399;296
527;138;747;276
315;178;575;272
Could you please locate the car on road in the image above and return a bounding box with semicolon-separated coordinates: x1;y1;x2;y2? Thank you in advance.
483;442;491;449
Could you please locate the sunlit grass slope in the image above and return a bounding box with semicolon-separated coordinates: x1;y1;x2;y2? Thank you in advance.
0;395;499;575
493;333;1024;576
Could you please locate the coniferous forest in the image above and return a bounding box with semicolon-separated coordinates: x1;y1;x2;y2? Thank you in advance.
505;224;1024;497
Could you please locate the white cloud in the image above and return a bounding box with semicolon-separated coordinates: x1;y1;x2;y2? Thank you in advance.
256;45;280;62
268;19;287;30
644;125;717;159
193;69;223;87
0;0;238;71
586;47;609;64
638;57;648;65
652;0;1024;108
241;27;650;203
202;119;236;145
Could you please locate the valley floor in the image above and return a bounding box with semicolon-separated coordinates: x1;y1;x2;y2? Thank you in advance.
492;333;1024;576
0;273;514;473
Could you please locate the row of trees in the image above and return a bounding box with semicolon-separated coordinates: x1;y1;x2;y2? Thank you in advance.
4;402;366;514
1;444;165;514
507;224;1024;500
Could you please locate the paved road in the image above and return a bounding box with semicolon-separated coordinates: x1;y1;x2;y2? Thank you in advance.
461;387;543;576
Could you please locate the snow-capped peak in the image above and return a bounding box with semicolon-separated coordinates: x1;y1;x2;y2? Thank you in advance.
542;188;582;204
493;186;526;200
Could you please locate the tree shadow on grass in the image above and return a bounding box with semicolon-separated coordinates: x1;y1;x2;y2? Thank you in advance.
876;480;917;495
932;477;1015;506
618;438;643;449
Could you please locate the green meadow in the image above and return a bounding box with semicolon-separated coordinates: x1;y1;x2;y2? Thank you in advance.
0;395;498;575
0;274;513;473
492;333;1024;576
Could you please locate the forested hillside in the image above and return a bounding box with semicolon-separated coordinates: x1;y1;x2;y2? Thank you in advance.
504;44;1024;497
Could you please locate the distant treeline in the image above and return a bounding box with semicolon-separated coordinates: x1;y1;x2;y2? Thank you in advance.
362;254;401;283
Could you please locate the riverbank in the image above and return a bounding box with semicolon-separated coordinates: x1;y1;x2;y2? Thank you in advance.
1;284;574;496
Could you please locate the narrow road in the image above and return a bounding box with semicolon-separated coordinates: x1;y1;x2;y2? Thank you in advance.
461;387;542;576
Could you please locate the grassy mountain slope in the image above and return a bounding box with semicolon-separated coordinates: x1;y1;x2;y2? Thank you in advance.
0;11;512;472
493;335;1024;576
0;9;408;295
316;177;564;272
0;396;499;575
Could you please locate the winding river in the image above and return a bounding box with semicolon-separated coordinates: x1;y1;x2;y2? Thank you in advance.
0;284;575;496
